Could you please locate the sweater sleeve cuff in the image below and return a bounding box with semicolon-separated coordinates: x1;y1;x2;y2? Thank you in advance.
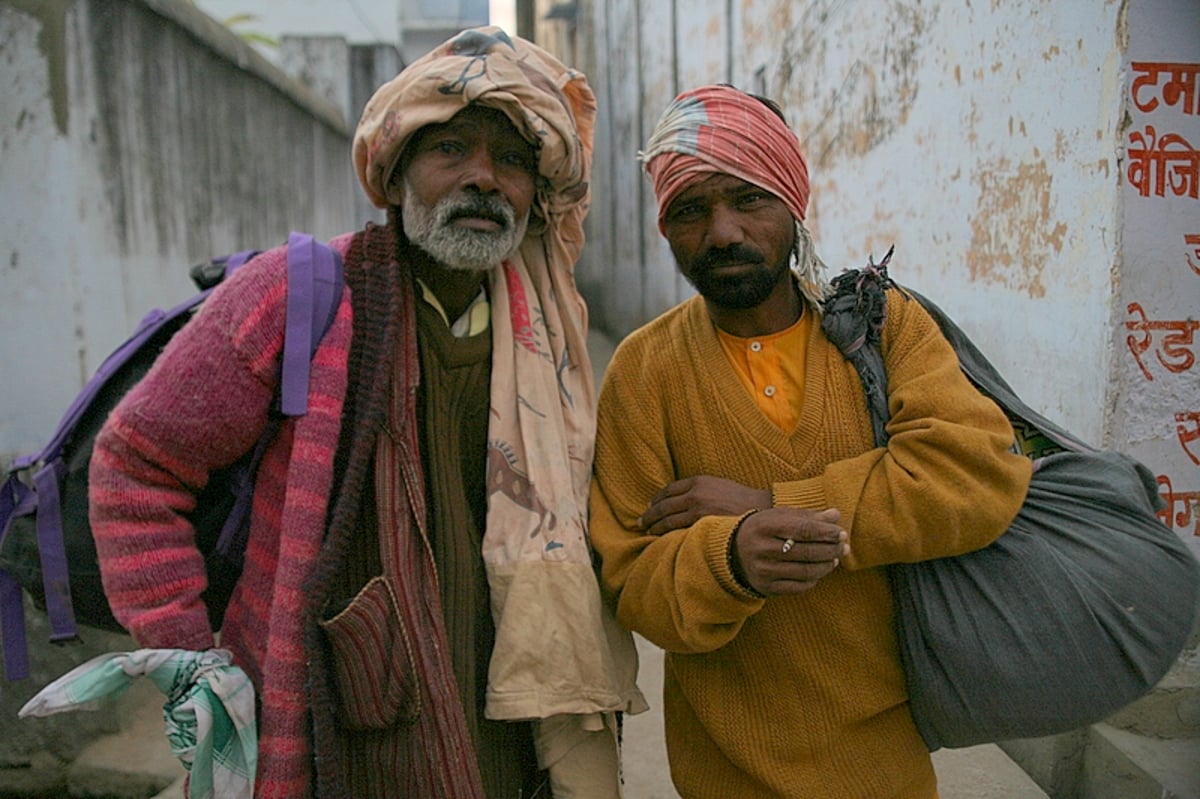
771;476;826;509
706;512;767;601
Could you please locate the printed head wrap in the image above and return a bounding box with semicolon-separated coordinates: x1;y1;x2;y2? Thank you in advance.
640;84;810;232
353;26;594;219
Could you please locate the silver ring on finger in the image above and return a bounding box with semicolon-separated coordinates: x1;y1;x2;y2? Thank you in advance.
781;538;795;555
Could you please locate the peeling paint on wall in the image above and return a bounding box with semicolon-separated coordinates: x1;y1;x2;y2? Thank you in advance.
967;158;1067;298
5;0;70;135
579;0;1128;459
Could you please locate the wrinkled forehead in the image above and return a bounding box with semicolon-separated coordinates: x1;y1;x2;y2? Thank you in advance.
407;104;531;154
669;172;771;204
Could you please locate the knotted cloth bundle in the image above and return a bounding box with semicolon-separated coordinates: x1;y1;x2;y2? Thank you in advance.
20;648;256;799
821;260;1200;749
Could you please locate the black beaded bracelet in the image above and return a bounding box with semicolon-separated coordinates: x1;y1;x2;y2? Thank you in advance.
727;509;766;598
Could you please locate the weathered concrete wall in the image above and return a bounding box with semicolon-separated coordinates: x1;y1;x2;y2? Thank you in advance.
280;33;399;228
583;0;1128;446
0;0;376;784
751;1;1127;449
578;0;1200;556
0;0;358;469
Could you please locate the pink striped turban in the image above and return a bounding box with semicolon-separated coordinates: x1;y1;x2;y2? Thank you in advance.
640;85;810;233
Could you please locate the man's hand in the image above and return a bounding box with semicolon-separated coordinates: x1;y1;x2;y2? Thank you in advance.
638;476;772;536
732;507;847;596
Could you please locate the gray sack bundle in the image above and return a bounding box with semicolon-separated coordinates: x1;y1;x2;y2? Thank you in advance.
821;251;1200;751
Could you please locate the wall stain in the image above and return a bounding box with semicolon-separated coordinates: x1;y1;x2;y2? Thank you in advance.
1054;130;1068;159
968;158;1066;298
772;0;932;168
7;0;70;135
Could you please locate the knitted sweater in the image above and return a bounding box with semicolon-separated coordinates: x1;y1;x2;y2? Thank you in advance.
91;234;354;797
91;223;488;797
589;292;1032;799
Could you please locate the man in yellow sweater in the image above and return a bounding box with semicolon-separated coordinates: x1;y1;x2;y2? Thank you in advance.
588;84;1033;798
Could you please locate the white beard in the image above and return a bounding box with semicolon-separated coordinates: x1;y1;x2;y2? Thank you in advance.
403;179;529;272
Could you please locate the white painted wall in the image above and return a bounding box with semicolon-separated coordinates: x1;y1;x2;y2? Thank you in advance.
582;0;1198;562
0;0;358;466
767;2;1124;448
1114;0;1200;560
588;0;1124;440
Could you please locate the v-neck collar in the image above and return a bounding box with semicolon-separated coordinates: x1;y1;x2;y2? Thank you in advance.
683;296;834;460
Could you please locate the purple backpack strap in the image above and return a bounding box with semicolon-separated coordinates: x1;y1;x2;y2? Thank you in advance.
1;289;214;680
32;461;75;645
1;477;29;679
0;237;341;680
281;232;344;415
215;232;344;558
0;571;24;680
223;250;259;273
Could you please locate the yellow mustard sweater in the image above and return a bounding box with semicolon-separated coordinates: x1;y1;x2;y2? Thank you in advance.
590;292;1032;799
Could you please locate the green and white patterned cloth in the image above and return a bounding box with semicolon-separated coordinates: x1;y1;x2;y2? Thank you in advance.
19;648;256;799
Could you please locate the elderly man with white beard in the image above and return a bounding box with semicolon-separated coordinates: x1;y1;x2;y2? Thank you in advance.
89;27;644;799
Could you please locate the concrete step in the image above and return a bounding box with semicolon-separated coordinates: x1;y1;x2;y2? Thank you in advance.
1084;723;1200;799
932;745;1050;799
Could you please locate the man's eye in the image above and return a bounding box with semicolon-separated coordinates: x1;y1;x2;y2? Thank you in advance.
737;191;769;207
500;151;534;169
435;140;464;154
667;203;704;222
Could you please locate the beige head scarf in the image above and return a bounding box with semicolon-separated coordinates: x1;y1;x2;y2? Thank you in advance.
354;27;645;794
355;27;593;216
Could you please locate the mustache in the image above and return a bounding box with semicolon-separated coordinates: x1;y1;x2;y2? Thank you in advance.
690;245;766;273
439;193;516;229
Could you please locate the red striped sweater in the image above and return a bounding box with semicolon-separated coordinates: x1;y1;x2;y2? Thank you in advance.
91;223;483;797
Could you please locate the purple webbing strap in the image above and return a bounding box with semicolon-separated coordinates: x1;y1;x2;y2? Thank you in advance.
1;476;29;679
1;245;273;679
25;249;257;472
215;234;343;557
3;289;216;666
14;292;213;474
214;419;280;559
0;570;25;680
223;249;258;275
281;232;343;415
33;461;76;643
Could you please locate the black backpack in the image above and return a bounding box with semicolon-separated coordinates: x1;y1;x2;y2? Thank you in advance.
0;232;344;680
